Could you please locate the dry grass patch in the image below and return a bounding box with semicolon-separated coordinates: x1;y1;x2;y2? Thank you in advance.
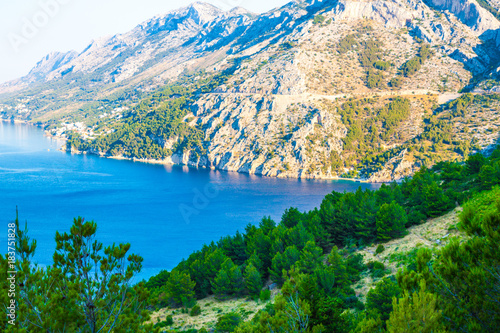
353;207;463;301
149;292;276;332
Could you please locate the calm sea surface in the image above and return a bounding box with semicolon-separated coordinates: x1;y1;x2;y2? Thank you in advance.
0;121;381;280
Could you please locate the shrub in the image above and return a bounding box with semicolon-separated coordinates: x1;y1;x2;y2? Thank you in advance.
216;312;242;333
367;260;385;270
260;289;271;302
373;60;391;71
401;57;421;77
154;315;174;328
190;304;201;316
375;244;385;255
313;15;326;25
389;76;403;88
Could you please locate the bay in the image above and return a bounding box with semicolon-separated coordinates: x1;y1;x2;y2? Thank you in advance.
0;121;381;280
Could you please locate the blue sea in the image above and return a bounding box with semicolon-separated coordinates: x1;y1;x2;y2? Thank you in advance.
0;121;380;281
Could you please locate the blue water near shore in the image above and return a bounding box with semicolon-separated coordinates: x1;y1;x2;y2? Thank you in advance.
0;121;381;281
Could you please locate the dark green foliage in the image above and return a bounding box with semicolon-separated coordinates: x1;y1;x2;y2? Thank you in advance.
379;97;411;132
218;231;248;265
297;241;323;274
449;93;474;117
244;264;262;297
375;244;385;254
269;246;300;285
346;253;366;283
216;312;242;332
366;69;385;89
258;216;276;235
138;145;500;333
368;260;387;278
466;152;486;175
315;266;336;296
389;76;403;88
366;277;401;322
312;296;349;333
359;39;383;68
401;57;421;77
327;247;350;289
154;315;173;328
376;201;407;240
396;188;500;332
213;259;244;299
165;270;196;307
478;161;500;190
400;44;433;77
0;215;156;333
245;228;272;276
423;181;454;217
190;304;201;316
144;270;169;289
281;207;302;228
259;289;271;302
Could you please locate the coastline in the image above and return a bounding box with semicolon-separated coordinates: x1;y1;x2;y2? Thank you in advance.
2;118;377;183
61;145;375;183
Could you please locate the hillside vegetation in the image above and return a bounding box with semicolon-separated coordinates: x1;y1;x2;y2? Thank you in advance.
138;144;500;332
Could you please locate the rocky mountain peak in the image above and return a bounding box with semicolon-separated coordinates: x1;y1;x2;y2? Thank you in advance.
185;2;224;25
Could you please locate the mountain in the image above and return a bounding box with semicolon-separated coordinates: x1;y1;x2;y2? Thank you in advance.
1;0;500;181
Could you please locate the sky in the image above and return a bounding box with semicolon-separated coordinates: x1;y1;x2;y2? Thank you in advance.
0;0;291;84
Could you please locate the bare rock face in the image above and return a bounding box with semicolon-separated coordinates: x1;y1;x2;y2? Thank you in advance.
333;0;413;28
27;51;78;81
425;0;500;34
189;93;346;178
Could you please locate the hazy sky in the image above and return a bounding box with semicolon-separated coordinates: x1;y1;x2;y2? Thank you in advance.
0;0;291;84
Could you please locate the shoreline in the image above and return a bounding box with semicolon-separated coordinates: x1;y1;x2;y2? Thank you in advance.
61;146;376;183
3;118;379;184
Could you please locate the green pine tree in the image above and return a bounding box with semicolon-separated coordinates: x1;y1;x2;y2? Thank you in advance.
244;264;262;297
386;280;445;333
165;269;196;307
376;201;407;241
297;241;323;274
269;246;300;285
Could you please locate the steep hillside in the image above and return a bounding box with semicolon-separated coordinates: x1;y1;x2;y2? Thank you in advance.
141;148;500;332
2;0;500;180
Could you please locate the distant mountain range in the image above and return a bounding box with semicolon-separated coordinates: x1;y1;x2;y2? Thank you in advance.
2;0;500;181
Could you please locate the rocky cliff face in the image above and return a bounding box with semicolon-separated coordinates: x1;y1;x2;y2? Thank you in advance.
425;0;499;34
2;0;500;181
27;51;78;81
